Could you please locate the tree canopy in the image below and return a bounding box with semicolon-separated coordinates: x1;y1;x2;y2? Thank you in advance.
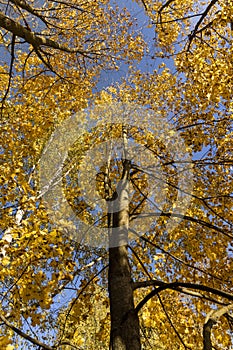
0;0;232;349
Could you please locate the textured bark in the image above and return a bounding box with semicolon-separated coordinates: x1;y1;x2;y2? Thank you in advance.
108;159;141;350
0;12;82;53
203;304;233;350
203;318;215;350
108;245;141;350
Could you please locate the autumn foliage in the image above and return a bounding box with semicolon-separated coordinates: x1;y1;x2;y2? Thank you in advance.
0;1;232;349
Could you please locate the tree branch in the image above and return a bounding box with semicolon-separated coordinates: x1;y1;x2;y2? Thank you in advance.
1;33;15;106
140;0;148;12
203;304;233;350
158;294;191;349
130;227;225;282
0;313;55;349
135;282;233;313
133;280;229;305
9;0;49;26
130;211;233;239
58;264;108;346
157;0;176;15
187;0;219;50
0;11;84;54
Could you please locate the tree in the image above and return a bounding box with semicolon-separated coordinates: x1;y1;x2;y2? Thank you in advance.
0;1;232;349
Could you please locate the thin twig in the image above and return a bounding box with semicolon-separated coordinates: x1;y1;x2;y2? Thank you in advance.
1;33;15;108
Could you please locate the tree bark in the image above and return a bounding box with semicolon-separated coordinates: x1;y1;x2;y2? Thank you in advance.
203;304;233;350
0;11;83;53
108;159;141;350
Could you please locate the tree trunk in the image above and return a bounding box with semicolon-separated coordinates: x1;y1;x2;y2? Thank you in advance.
108;159;141;350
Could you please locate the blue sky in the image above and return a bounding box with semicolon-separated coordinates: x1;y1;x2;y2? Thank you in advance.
96;0;174;90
